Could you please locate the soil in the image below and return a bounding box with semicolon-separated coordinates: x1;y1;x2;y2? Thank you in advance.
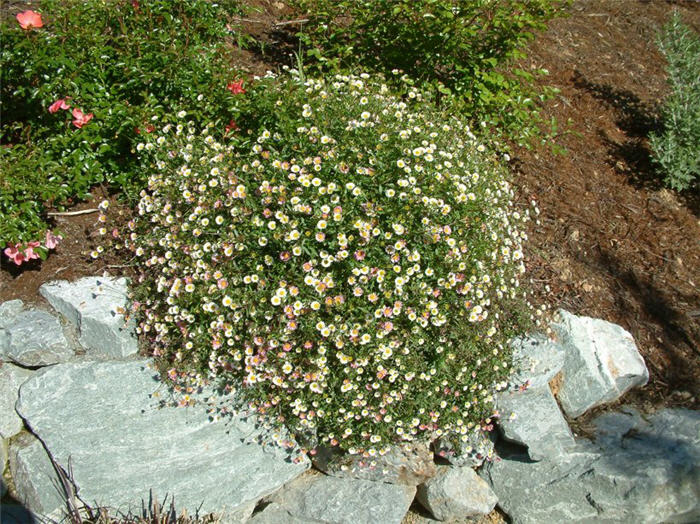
1;0;698;451
511;0;700;422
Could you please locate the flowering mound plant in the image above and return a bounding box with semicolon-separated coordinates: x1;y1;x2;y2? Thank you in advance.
121;71;534;457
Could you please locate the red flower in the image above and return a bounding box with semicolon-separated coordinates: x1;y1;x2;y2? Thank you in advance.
4;244;25;265
226;79;246;95
71;108;93;128
224;119;239;135
16;10;43;30
48;98;71;114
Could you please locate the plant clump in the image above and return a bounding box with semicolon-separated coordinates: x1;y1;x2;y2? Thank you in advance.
118;71;535;457
649;11;700;191
0;0;247;255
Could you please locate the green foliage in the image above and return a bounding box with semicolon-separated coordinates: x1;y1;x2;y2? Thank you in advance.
649;11;700;191
0;0;247;249
116;71;536;455
290;0;568;146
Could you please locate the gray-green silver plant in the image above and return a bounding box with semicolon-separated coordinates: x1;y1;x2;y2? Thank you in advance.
649;11;700;191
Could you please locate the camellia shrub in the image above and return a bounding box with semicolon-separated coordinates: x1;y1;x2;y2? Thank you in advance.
0;0;246;257
119;71;534;457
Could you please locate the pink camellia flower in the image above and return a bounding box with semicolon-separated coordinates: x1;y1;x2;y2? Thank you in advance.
48;98;71;113
16;10;43;30
45;230;62;249
71;108;93;128
226;79;245;95
4;244;25;265
23;241;41;261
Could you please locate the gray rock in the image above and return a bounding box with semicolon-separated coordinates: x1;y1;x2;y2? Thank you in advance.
590;405;647;448
417;465;497;521
0;300;24;328
1;436;7;497
40;277;138;358
3;310;74;366
9;431;66;520
481;446;601;523
497;385;575;461
0;300;25;358
248;502;325;524
0;363;35;438
266;472;416;524
483;408;700;524
553;310;649;418
16;360;309;520
434;428;496;467
510;334;566;389
313;441;436;486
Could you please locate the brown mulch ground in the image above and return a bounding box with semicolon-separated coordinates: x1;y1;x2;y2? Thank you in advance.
513;0;700;421
1;0;698;418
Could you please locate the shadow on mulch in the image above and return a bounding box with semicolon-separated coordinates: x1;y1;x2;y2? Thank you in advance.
574;245;700;390
573;73;700;216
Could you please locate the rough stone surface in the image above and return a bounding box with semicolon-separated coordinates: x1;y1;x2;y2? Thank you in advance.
248;502;325;524
497;385;575;461
40;277;138;358
2;309;74;367
417;465;498;521
266;471;416;524
0;300;24;327
1;436;7;497
434;429;496;467
510;334;566;389
0;363;35;438
553;310;649;417
16;360;309;520
0;300;25;360
8;431;66;521
482;408;700;524
313;442;436;486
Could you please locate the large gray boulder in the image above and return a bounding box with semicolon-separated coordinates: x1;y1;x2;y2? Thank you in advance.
40;277;138;358
509;334;566;389
312;441;436;486
1;309;74;366
482;408;700;524
9;431;67;521
0;363;35;438
497;386;575;461
262;471;416;524
16;360;309;521
553;310;649;418
417;465;497;521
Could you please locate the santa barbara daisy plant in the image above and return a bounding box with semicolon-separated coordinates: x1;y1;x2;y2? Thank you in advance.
116;71;535;457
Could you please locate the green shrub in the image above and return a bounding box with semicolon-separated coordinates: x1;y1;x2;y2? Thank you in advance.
0;0;247;251
649;11;700;191
116;71;534;456
290;0;568;146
